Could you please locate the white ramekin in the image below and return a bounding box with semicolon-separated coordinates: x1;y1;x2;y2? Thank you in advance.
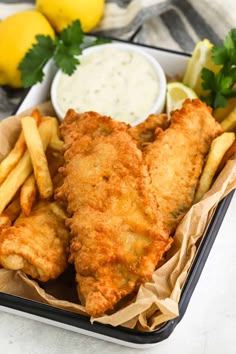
51;42;166;125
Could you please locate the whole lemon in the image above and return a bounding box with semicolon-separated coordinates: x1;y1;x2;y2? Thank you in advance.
36;0;105;33
0;10;54;88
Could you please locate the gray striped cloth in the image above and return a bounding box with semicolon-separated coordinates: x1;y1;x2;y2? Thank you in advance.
0;0;236;118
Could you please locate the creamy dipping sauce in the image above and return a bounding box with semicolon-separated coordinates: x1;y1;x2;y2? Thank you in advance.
56;47;160;124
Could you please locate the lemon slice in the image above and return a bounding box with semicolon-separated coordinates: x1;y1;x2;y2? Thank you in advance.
183;39;220;96
166;82;198;116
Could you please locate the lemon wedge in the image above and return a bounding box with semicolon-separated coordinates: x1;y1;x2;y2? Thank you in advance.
183;39;220;96
166;82;198;116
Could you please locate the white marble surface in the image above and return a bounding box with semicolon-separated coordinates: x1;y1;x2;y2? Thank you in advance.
0;193;235;354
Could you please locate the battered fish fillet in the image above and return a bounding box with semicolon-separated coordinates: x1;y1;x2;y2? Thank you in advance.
128;113;169;149
144;99;223;234
0;201;70;281
57;110;172;317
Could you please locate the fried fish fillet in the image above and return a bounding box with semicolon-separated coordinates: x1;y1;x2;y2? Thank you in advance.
57;110;172;317
144;99;223;234
128;113;169;149
0;201;70;281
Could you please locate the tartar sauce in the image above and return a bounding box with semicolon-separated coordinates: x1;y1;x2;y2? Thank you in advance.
57;46;160;124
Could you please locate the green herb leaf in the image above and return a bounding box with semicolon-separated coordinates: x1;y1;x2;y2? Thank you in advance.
212;46;228;65
224;31;235;50
18;35;55;88
201;28;236;109
201;68;215;90
60;19;84;47
90;37;111;46
53;42;80;75
201;92;214;107
214;92;227;109
219;75;233;94
18;20;108;88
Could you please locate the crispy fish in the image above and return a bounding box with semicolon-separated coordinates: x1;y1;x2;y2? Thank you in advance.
128;113;169;149
0;201;70;281
57;110;172;317
144;99;223;233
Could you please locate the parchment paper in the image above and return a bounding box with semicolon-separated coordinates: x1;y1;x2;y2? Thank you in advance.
0;102;235;331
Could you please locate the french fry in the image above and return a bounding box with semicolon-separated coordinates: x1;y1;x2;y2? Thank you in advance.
0;151;32;214
20;174;37;216
4;197;21;222
213;97;236;122
0;109;42;184
194;132;235;203
38;118;53;151
0;131;26;184
21;116;53;199
0;215;11;229
0;197;21;229
0;119;53;214
217;140;236;173
48;117;64;152
46;149;64;190
46;147;64;176
30;108;42;125
221;107;236;132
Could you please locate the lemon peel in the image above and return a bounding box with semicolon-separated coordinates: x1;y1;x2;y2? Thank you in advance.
36;0;105;33
0;10;54;88
183;39;220;96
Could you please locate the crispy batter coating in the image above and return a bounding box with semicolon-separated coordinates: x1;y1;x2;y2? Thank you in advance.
0;201;70;281
144;99;223;234
57;110;172;317
128;113;169;149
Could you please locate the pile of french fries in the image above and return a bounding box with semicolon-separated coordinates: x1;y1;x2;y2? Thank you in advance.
194;107;236;202
0;109;63;228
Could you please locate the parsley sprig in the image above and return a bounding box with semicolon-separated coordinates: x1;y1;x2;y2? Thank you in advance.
18;20;109;88
201;28;236;109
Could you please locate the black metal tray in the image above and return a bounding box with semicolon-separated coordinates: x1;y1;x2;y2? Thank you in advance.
0;39;234;348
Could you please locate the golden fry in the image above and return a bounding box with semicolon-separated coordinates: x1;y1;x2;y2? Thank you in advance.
194;132;235;203
0;131;26;184
0;119;53;214
221;107;236;132
21;116;53;199
0;215;11;229
38;118;53;150
30;108;42;125
4;197;21;222
213;97;236;122
0;110;42;185
20;173;37;216
217;140;236;173
0;197;21;229
0;151;32;214
48;117;64;151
